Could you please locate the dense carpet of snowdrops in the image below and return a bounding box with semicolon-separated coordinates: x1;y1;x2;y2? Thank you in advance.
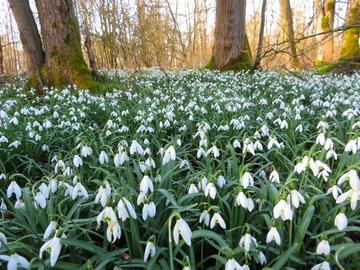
0;69;360;270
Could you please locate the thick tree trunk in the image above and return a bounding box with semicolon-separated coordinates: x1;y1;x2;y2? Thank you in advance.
316;0;335;63
8;0;44;90
253;0;267;70
36;0;96;89
0;37;4;75
340;0;360;62
209;0;251;71
279;0;300;68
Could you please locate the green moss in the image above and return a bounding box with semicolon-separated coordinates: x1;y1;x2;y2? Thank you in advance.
317;61;360;74
326;1;335;11
321;16;329;30
204;54;215;70
340;28;360;61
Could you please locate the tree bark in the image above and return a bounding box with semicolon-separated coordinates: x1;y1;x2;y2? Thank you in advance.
340;0;360;62
279;0;300;68
209;0;251;71
8;0;44;89
36;0;96;89
253;0;267;70
0;37;4;75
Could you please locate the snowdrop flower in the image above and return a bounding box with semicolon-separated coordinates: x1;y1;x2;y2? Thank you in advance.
236;192;254;212
233;139;241;149
324;138;333;151
117;197;137;221
243;139;255;156
240;172;254;189
0;232;7;247
326;149;337;160
338;170;360;191
96;206;117;227
99;151;109;165
269;170;280;183
204;183;217;199
273;200;293;221
316;240;330;256
239;233;257;252
295;124;303;132
336;189;360;210
140;175;153;194
106;220;121;243
225;258;243;270
173;218;192;246
137;192;147;205
199;210;210;226
327;185;342;200
280;120;288;129
217;175;226;188
258;251;267;265
210;213;226;229
114;152;129;167
188;183;198;194
345;139;357;154
71;182;88;200
35;192;47;209
162;146;176;165
0;173;6;180
44;221;57;239
288;190;305;208
334;212;347;231
268;137;282;150
49;179;58;193
95;181;111;207
39;183;49;199
144;241;156;262
208;145;220;158
196;147;207;158
316;133;326;146
266;227;281;245
130;140;144;155
14;199;25;209
242;264;250;270
73;155;83;168
39;234;62;267
0;253;29;269
81;145;92;157
7;181;22;199
310;261;331;270
142;202;156;220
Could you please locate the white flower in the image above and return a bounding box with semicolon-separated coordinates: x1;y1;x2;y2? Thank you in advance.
327;185;342;200
44;221;57;239
269;170;280;183
273;200;293;221
239;233;257;252
258;251;267;265
225;258;243;270
72;155;83;168
39;183;49;199
95;181;111;207
208;145;220;158
173;218;192;246
210;213;226;229
49;179;58;193
0;253;29;269
144;241;156;262
81;145;92;157
99;151;109;164
266;227;281;245
311;261;331;270
316;133;326;146
142;202;156;220
39;235;62;266
114;152;129;167
233;140;241;149
71;182;88;200
163;146;176;165
336;189;360;210
280;120;288;129
334;213;347;231
204;183;217;199
117;197;137;221
217;175;226;188
130;140;144;155
35;192;47;209
106;220;121;242
0;232;7;247
345;139;357;154
288;190;305;208
7;181;22;199
140;175;154;194
199;210;210;226
97;207;117;226
240;172;254;189
188;183;198;194
236;192;254;212
316;240;330;256
326;149;337;160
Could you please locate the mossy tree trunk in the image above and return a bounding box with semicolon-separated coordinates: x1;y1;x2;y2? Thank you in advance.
0;36;4;75
8;0;45;91
36;0;97;89
340;0;360;62
279;0;300;68
208;0;252;71
316;0;335;64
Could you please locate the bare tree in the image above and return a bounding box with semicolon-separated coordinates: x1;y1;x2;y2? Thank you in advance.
8;0;44;89
279;0;300;68
209;0;251;71
253;0;267;70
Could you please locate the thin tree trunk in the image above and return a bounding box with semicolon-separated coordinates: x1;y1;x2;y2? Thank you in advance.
279;0;300;68
340;0;359;61
0;37;4;75
253;0;267;70
210;0;251;71
36;0;95;89
8;0;44;90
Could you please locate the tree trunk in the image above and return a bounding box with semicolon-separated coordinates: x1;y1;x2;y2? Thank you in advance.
208;0;251;71
0;37;4;75
253;0;267;70
36;0;96;89
8;0;44;89
279;0;300;68
340;0;360;62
